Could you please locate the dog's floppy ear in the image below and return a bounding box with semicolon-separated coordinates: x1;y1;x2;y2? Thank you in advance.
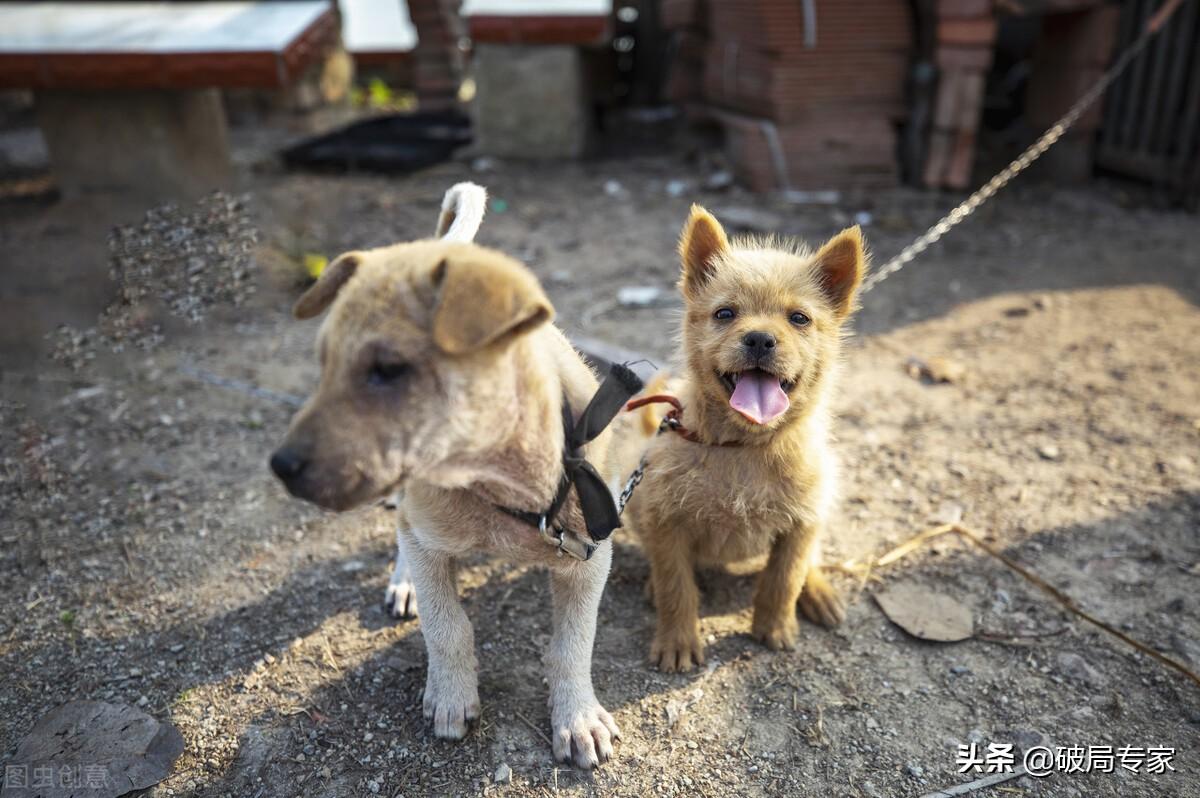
678;204;729;296
293;252;363;320
812;226;865;320
431;249;553;355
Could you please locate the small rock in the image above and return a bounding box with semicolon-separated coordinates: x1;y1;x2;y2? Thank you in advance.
665;179;692;197
136;695;149;707
906;356;966;384
926;499;964;523
494;762;512;784
950;665;971;676
905;762;924;778
704;170;733;190
603;179;625;197
1056;652;1108;689
617;286;668;307
367;779;380;794
711;206;781;233
168;643;185;654
1037;444;1062;461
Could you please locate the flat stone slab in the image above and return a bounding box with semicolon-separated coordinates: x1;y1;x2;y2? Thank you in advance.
1;700;184;798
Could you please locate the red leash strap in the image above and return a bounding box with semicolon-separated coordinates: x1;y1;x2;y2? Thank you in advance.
625;393;743;446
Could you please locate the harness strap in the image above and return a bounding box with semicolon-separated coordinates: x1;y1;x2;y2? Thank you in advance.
494;362;644;560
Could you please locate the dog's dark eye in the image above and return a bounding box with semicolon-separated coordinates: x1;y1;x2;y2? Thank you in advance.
789;311;811;327
368;361;411;386
714;307;736;321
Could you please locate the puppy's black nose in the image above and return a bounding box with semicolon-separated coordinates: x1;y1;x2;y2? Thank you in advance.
742;331;777;354
270;448;308;481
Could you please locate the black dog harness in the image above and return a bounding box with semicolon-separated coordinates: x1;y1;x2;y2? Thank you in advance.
495;362;643;560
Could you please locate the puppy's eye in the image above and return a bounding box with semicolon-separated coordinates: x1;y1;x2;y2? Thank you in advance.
789;311;811;327
368;361;411;386
714;307;736;321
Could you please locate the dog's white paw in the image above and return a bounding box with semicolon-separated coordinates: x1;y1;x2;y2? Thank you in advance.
384;577;418;619
551;698;620;769
422;666;479;740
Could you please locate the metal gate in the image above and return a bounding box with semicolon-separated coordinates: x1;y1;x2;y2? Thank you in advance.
1096;0;1200;206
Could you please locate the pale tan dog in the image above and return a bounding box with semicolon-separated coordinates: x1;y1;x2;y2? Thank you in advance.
270;184;621;768
621;206;864;672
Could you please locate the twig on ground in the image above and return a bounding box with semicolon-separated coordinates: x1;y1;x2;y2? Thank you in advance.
179;363;304;408
846;523;1200;690
919;766;1028;797
514;709;553;746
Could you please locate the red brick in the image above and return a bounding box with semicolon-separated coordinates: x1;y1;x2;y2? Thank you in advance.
661;0;706;30
937;17;998;45
936;45;993;70
923;129;953;186
936;0;993;18
944;127;977;188
1026;64;1106;130
932;68;985;131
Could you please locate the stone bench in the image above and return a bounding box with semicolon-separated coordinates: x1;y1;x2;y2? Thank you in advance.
463;0;611;158
0;1;338;198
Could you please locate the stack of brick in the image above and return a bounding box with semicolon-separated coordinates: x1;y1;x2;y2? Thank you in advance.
408;0;465;109
662;0;913;191
1025;3;1119;180
923;0;996;189
660;0;707;106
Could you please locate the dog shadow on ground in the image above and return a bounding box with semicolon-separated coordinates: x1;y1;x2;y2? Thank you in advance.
193;490;1199;794
8;490;1197;795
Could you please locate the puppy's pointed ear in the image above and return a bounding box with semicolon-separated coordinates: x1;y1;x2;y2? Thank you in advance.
431;250;554;355
678;205;729;296
293;252;362;319
813;226;865;319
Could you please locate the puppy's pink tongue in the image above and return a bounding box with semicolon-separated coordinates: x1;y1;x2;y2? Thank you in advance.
729;371;790;425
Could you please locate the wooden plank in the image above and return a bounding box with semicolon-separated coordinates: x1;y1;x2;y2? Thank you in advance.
1150;0;1198;157
466;14;610;44
1117;0;1156;148
0;1;338;89
1135;6;1173;155
1099;0;1137;153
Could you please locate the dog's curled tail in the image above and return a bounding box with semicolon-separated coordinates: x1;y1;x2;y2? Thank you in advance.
436;182;488;242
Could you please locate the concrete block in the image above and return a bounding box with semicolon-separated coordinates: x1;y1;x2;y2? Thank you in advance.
472;44;588;159
35;88;231;200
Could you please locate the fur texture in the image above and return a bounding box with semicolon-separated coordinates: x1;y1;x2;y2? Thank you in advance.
621;205;865;671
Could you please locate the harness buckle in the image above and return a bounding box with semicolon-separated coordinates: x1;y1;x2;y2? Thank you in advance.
538;515;597;561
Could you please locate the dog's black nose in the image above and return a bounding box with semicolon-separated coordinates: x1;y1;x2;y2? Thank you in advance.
270;448;308;481
742;331;777;353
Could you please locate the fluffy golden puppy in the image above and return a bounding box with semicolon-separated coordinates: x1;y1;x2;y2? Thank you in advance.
623;205;865;672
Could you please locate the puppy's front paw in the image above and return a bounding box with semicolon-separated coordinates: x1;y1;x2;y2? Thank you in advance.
798;571;845;628
384;577;418;619
422;666;479;739
650;626;705;672
551;699;621;769
752;610;799;651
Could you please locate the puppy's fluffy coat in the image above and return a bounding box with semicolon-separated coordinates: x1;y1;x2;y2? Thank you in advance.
623;206;865;672
271;186;621;768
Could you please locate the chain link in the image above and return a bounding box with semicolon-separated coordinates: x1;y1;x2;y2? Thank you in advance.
617;456;646;515
861;12;1172;294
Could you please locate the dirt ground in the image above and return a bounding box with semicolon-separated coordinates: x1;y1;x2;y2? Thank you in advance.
2;152;1199;798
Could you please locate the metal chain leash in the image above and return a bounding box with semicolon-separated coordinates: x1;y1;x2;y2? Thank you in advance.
861;0;1190;294
617;457;645;514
